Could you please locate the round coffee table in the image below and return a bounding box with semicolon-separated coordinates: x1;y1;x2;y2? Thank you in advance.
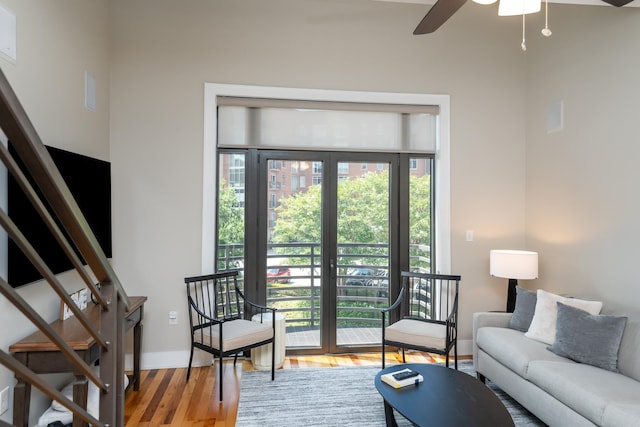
375;363;515;427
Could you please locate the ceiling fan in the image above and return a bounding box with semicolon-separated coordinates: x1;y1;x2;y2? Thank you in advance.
413;0;636;34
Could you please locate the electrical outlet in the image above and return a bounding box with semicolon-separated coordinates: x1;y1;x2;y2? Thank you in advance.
168;311;178;325
0;386;9;415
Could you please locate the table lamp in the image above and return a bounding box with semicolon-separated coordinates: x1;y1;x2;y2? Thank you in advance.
490;250;538;312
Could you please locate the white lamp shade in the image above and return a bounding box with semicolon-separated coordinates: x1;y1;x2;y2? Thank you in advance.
473;0;498;4
490;250;538;280
498;0;541;16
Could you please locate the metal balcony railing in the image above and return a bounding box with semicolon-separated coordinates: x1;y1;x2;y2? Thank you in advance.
217;242;431;335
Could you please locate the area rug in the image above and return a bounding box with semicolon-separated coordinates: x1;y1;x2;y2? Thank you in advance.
236;361;546;426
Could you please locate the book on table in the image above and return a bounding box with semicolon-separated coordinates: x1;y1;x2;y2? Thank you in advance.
381;368;424;389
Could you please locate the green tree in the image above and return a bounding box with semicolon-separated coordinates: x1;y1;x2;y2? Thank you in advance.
409;173;431;245
218;181;244;244
271;170;431;261
408;173;432;270
271;183;322;244
337;170;390;245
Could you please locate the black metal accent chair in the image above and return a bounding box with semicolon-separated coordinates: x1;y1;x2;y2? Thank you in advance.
184;270;276;400
381;271;461;369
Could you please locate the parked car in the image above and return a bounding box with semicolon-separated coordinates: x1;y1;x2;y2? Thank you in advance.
267;267;290;283
344;268;376;287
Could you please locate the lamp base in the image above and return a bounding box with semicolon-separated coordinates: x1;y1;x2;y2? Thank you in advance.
506;278;518;313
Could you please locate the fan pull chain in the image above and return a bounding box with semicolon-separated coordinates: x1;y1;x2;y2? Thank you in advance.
521;13;526;51
542;0;552;37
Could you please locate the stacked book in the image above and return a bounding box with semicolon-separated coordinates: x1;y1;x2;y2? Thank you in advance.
381;368;424;389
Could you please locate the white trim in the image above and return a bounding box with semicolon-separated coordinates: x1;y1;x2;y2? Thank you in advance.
127;350;209;371
435;97;452;274
203;84;451;275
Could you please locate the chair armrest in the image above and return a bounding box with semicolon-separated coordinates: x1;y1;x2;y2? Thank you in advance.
380;287;405;314
188;297;221;324
472;312;513;369
236;287;275;311
244;298;276;313
236;287;276;323
444;298;459;324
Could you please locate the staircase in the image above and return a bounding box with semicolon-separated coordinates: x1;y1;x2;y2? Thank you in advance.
0;67;129;427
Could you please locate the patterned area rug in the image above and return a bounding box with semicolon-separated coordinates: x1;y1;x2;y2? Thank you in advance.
236;361;547;426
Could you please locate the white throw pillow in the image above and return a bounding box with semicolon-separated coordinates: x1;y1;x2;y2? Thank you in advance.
524;289;603;345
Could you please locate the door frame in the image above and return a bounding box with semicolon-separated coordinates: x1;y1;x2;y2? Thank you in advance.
251;150;403;354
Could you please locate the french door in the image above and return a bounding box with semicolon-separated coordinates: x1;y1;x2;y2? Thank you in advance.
217;149;433;354
261;151;395;353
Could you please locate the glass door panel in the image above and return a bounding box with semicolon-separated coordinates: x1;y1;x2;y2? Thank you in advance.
335;161;390;347
217;152;246;273
409;157;432;273
265;159;324;349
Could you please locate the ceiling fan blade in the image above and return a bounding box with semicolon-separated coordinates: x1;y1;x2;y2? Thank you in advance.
601;0;634;6
413;0;468;35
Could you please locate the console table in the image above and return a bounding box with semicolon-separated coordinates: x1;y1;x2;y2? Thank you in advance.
9;295;147;427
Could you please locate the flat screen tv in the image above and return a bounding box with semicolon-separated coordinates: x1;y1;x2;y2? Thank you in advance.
7;143;112;287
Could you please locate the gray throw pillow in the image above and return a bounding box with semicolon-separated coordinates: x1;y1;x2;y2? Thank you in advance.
548;302;628;372
509;286;537;332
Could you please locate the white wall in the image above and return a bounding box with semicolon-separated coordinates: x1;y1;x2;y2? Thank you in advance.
525;4;640;315
0;0;110;424
109;0;529;366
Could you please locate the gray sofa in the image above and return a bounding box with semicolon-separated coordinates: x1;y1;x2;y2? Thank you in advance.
473;304;640;427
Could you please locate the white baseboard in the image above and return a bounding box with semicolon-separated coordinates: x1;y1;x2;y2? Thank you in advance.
458;339;473;358
127;340;473;371
125;350;213;371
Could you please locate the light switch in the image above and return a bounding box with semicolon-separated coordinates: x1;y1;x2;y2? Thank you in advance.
169;311;178;325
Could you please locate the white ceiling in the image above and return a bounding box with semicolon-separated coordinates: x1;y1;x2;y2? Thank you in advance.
375;0;639;7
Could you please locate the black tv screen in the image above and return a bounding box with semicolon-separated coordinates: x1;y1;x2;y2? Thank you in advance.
7;143;112;287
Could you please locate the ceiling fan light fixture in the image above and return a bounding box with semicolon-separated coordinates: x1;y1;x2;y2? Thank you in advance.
472;0;498;5
498;0;541;16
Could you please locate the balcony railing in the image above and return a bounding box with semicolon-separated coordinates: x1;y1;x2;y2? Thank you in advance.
217;242;431;338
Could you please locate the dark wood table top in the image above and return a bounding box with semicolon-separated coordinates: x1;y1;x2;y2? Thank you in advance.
9;296;147;353
375;363;515;427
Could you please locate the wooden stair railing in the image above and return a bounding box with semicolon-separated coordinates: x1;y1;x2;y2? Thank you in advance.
0;65;130;427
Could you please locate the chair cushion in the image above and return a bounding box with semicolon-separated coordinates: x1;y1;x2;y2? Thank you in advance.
527;360;640;426
476;327;572;379
195;319;273;352
603;402;640;427
385;319;446;350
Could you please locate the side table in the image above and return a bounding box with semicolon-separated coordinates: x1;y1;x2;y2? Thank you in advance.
9;296;147;427
250;312;286;370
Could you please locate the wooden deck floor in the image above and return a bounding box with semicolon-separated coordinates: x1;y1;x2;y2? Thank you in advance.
124;351;463;426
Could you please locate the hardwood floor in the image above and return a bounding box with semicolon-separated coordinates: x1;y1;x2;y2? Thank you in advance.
124;351;462;426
